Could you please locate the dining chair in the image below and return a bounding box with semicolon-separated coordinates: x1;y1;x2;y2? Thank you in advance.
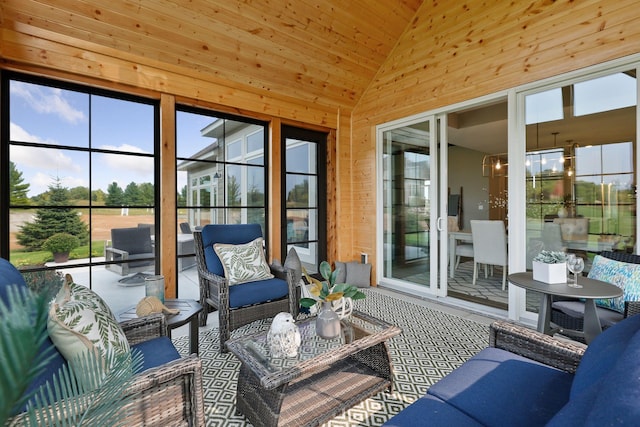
454;242;474;272
470;220;508;290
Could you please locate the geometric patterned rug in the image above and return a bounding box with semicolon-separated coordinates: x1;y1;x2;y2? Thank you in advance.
172;289;489;426
447;261;508;308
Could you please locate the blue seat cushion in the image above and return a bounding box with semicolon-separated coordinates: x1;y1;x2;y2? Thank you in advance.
383;394;483;427
548;326;640;426
228;277;289;308
131;336;181;373
570;313;640;399
427;347;574;427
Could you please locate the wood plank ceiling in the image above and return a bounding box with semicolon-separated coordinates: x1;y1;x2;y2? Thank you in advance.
1;0;424;111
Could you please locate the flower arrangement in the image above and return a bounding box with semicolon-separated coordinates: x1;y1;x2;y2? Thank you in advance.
533;250;566;264
532;250;567;284
300;261;366;308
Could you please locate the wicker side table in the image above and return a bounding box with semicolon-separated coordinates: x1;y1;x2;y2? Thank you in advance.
119;298;203;355
226;311;401;427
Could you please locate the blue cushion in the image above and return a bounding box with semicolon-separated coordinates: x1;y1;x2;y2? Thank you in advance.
16;337;68;414
570;313;640;399
0;259;69;414
228;277;289;308
383;394;483;427
550;327;640;426
199;224;263;277
0;257;28;303
588;255;640;313
427;347;574;427
131;336;181;372
546;382;599;427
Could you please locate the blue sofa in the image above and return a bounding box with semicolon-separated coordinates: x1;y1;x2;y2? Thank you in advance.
384;315;640;426
0;258;205;426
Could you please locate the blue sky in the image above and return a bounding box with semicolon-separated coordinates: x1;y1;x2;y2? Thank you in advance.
9;81;214;197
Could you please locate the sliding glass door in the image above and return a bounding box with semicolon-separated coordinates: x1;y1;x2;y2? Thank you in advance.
378;115;443;296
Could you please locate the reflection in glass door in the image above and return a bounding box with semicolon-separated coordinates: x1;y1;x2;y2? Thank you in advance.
523;69;637;315
381;119;433;288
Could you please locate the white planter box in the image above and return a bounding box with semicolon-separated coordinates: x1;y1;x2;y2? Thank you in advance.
533;261;567;284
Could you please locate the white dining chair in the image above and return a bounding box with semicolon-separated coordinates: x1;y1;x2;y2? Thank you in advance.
455;242;474;272
470;220;508;290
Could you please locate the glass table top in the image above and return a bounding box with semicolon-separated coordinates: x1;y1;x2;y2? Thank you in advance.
226;310;399;375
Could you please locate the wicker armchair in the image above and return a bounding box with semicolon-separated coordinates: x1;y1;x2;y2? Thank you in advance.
9;314;205;426
551;250;640;341
194;224;300;352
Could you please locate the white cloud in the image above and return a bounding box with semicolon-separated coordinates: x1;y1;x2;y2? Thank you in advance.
10;122;56;145
11;142;80;173
10;81;85;124
98;147;154;184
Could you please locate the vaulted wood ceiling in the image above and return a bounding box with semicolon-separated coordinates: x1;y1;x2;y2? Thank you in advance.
2;0;424;110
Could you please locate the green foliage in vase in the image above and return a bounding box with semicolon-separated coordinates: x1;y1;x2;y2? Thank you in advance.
300;261;366;308
533;250;567;264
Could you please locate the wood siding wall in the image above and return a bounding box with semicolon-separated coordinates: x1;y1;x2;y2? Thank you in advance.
350;0;640;283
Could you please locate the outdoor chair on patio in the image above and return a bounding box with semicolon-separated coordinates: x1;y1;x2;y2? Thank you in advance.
105;227;155;276
551;250;640;341
194;224;300;352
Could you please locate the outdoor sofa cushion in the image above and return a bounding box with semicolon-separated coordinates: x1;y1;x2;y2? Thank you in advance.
547;315;640;426
383;394;482;427
228;277;290;308
426;347;574;427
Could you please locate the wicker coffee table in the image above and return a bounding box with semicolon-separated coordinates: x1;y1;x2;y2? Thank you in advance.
226;310;401;427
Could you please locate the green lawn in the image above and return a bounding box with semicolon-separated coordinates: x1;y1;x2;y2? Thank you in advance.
10;241;106;267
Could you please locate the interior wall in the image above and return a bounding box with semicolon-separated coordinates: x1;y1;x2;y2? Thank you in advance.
448;147;489;231
350;0;640;283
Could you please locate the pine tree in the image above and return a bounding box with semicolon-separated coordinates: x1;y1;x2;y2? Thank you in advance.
105;182;125;206
16;178;89;251
9;161;30;205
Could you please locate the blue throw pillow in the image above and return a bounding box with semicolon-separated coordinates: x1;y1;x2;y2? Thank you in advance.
588;255;640;314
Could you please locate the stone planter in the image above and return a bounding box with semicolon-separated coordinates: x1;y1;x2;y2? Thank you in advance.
533;261;567;284
53;252;70;263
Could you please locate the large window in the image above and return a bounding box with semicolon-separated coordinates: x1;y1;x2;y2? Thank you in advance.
176;107;268;229
2;73;159;310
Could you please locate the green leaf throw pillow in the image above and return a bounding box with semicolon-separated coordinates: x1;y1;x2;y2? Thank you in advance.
48;275;130;389
213;237;274;285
